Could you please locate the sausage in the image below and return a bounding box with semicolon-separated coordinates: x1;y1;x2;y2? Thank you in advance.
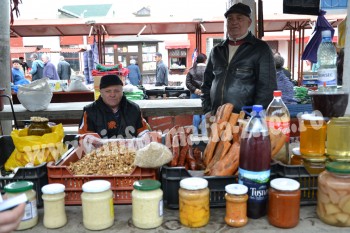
186;146;197;170
169;134;180;167
178;144;189;167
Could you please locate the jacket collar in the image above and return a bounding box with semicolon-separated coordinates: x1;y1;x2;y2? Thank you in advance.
223;31;256;47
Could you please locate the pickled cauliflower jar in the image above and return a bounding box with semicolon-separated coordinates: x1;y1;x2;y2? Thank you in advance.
179;177;209;228
132;179;163;229
81;180;114;230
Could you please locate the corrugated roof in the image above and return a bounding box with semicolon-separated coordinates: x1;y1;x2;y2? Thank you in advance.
61;4;112;18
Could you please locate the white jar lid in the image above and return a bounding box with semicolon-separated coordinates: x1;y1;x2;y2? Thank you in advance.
82;180;111;193
41;183;65;194
292;147;301;156
270;178;300;191
180;177;208;190
301;114;324;121
225;184;248;195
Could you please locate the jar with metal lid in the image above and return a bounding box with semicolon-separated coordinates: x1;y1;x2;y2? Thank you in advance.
299;114;327;158
4;181;38;230
268;178;301;228
132;179;163;229
326;117;350;161
291;147;303;165
27;116;52;136
41;183;67;229
317;162;350;227
179;177;209;228
81;180;114;230
303;156;326;175
224;184;248;227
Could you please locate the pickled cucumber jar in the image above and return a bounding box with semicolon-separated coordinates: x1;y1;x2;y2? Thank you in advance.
4;181;38;230
317;162;350;227
27;116;51;136
224;184;248;227
326;117;350;161
81;180;114;230
132;179;163;229
41;183;67;229
179;177;209;228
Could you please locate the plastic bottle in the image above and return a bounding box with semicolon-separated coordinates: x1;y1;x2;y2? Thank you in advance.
266;90;290;164
238;105;271;219
317;30;337;88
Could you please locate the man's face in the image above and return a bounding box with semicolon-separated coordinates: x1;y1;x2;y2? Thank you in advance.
42;56;48;64
226;13;252;39
100;85;123;109
154;55;161;62
13;62;21;69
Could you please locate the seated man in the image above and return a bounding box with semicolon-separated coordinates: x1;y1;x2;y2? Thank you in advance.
11;59;30;85
78;74;149;138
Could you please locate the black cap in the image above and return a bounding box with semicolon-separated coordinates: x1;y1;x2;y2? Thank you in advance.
99;74;123;89
224;3;251;19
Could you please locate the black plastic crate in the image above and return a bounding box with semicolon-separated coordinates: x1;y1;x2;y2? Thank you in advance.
272;160;318;205
0;136;48;207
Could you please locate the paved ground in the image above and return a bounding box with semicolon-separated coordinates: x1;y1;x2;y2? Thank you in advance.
20;205;349;233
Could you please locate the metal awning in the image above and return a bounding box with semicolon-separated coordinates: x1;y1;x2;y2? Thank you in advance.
10;46;39;53
165;40;191;49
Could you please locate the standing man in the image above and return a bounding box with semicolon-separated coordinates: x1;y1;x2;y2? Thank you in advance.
57;56;71;80
201;3;277;114
29;53;44;81
19;56;29;74
154;52;168;86
41;54;60;80
127;59;141;86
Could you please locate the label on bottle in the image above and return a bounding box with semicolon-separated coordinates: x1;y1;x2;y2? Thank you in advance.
238;168;270;203
266;120;290;142
317;68;337;86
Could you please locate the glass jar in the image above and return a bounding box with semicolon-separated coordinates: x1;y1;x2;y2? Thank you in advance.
4;181;38;230
41;183;67;229
179;177;210;228
81;180;114;230
132;179;163;229
326;117;350;161
317;162;350;227
268;178;301;228
303;156;326;175
299;114;327;158
291;147;303;165
224;184;248;227
27;116;52;136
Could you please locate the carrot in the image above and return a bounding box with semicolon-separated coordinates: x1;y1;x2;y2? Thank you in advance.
209;141;240;176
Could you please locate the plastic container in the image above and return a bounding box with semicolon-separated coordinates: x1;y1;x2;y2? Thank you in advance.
4;181;38;230
179;177;210;228
224;184;248;227
81;180;114;230
326;117;350;161
317;162;350;227
41;183;67;229
132;179;163;229
266;90;290;164
268;178;301;228
239;105;271;219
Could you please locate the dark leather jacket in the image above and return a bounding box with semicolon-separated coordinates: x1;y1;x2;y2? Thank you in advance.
186;65;206;93
201;32;277;114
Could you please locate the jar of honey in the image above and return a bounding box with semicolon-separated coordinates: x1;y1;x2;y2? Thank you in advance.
224;184;248;227
268;178;301;228
28;116;52;136
179;177;209;228
326;117;350;161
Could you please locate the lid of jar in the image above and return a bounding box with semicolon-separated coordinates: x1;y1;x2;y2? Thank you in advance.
133;179;161;191
225;184;248;195
82;180;111;193
302;155;326;162
270;178;300;191
292;147;301;156
4;181;34;193
326;162;350;174
42;183;65;194
180;177;208;190
301;114;325;121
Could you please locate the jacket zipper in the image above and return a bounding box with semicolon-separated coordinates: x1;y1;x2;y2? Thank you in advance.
221;66;229;106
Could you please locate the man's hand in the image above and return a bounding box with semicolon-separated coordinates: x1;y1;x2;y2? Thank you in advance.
0;202;25;233
194;89;202;95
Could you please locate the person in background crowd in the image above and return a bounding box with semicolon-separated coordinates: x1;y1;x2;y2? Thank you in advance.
11;59;30;85
29;53;44;81
337;48;344;86
78;74;149;138
154;52;168;86
18;57;29;74
41;54;60;80
274;52;292;80
57;56;71;80
202;3;277;115
127;59;141;86
186;53;207;136
0;197;25;233
274;54;297;104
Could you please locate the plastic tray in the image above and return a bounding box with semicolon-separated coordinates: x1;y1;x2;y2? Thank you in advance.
47;140;157;205
0;136;48;207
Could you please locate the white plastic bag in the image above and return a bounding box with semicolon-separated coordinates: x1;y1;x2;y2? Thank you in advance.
66;75;89;92
17;78;53;111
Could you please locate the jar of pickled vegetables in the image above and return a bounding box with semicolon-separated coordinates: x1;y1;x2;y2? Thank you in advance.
268;178;301;228
81;180;114;230
179;177;209;228
132;179;163;229
224;184;248;227
317;162;350;227
4;181;38;230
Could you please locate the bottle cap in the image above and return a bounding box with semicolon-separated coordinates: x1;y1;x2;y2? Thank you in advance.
180;177;208;190
252;105;263;113
42;183;65;194
4;181;34;193
133;179;161;191
225;184;248;195
270;178;300;191
82;180;111;193
273;90;282;97
321;30;331;38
